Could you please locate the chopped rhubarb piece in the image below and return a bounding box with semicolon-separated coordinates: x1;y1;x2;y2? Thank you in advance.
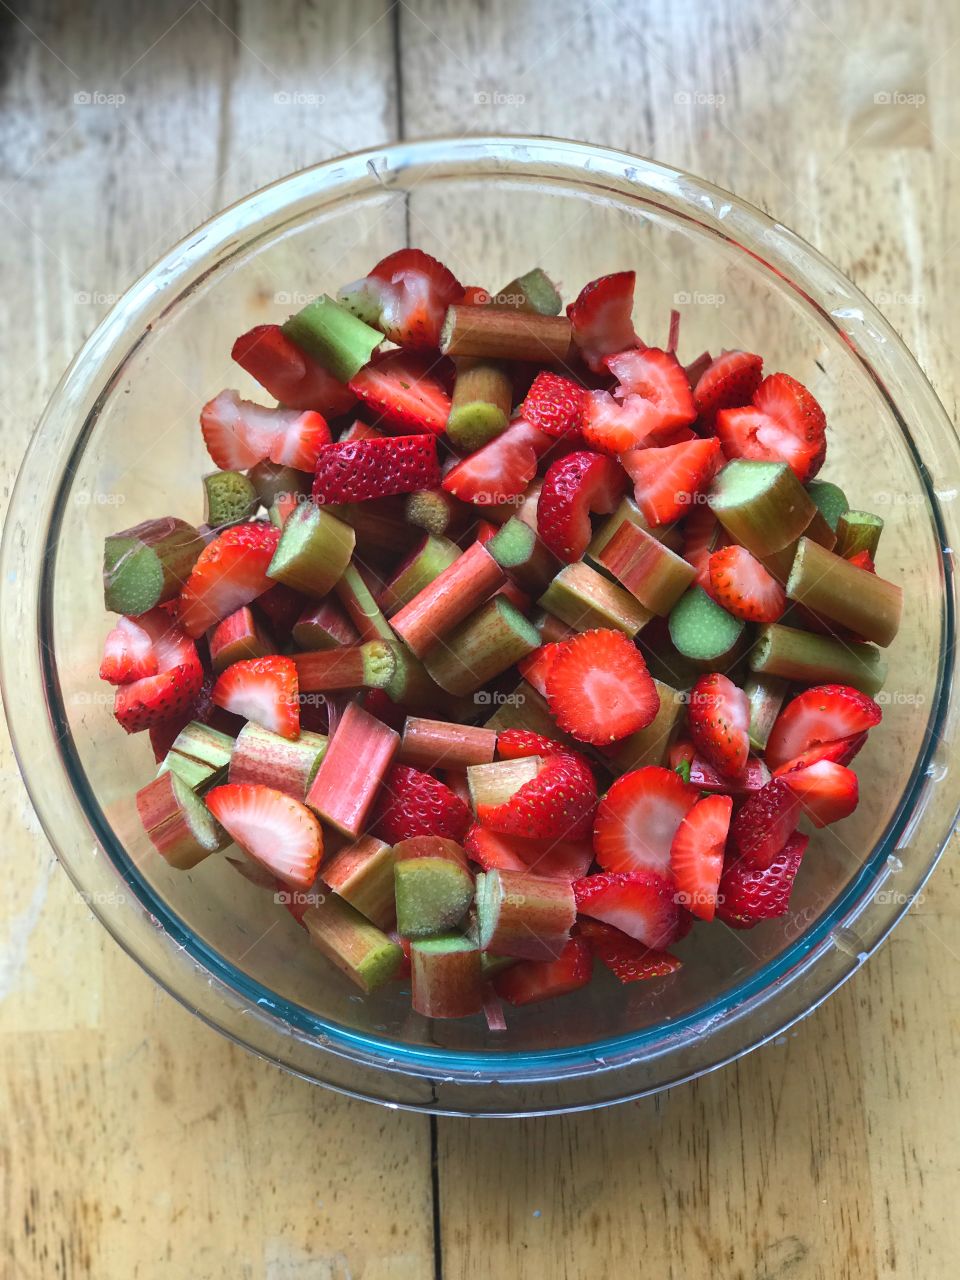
348;350;453;433
209;606;273;674
475;868;576;961
306;702;399;837
292;597;359;651
389;541;507;658
749;623;887;696
593;765;697;878
232;323;357;415
103;516;204;616
786;537;902;648
303;897;403;993
446;357;513;450
730;776;802;869
600;347;697;439
688;754;771;797
411;935;483;1019
422;596;541;697
668;585;745;668
538;561;653;638
574;869;682;949
282;294;383;384
398;717;497;771
440;305;572;363
487;517;563;597
468;756;542;811
136;772;227;870
669;793;732;921
493;937;592;1005
228;721;326;799
716;832;808;928
716;372;826;482
537;450;626;563
765;683;882;771
394;856;474;938
688;672;751;779
566;271;639;372
202;470;258;529
206;783;322;889
158;720;234;793
595;520;696;616
544;627;660;745
578;919;682;983
374;764;472;844
621;436;723;526
319;835;396;930
681;502;723;588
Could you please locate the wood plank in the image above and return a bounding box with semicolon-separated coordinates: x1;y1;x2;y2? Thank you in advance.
0;4;434;1278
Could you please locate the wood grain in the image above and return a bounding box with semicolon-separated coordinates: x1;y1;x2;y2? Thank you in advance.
1;1;957;1277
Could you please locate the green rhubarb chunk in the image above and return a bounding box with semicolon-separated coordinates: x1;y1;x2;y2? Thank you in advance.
303;896;402;993
668;586;746;666
158;722;234;793
203;470;258;528
446;398;510;451
267;503;355;597
136;772;228;869
806;479;850;533
709;460;816;557
103;517;204;615
588;496;657;558
446;358;513;451
749;623;887;696
394;857;474;939
786;537;901;647
380;534;460;615
488;517;562;596
496;267;563;315
743;674;790;753
247;460;310;510
335;562;395;642
539;561;653;637
282;295;382;383
410;933;484;1019
835;509;884;559
422;597;542;697
403;489;473;539
607;679;684;774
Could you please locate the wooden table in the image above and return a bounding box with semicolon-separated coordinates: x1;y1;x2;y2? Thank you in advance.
1;3;957;1276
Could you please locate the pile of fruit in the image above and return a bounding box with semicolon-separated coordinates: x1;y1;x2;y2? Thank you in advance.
99;249;901;1022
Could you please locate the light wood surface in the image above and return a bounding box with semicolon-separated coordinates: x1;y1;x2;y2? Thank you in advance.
1;3;957;1277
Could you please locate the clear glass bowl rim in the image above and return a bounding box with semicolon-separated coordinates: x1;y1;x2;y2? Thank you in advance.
3;135;958;1115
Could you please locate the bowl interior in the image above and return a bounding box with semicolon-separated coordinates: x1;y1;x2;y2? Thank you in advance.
40;151;948;1066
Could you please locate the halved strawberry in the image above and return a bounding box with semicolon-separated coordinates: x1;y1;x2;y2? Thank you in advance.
574;869;682;949
537;451;626;562
205;783;322;890
442;419;550;505
780;760;859;827
577;918;682;982
464;824;593;880
707;544;786;623
99;615;160;684
463;823;529;871
689;754;771;796
200;390;280;470
348;351;452;433
688;673;751;779
497;727;569;760
593;765;698;878
267;409;331;471
765;684;882;772
179;523;281;638
669;793;732;921
693;350;763;430
566;271;639;372
715;372;826;482
311;434;440;505
211;654;299;739
493;937;593;1005
361;247;464;349
375;764;472;844
231;323;357;416
729;776;801;868
477;753;597;842
545;628;660;745
605;347;696;427
681;503;723;587
770;732;866;776
715;832;808;928
113;616;204;734
621;436;722;525
517;640;568;698
520;371;586;438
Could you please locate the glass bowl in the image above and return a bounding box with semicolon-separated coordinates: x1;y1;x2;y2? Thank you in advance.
3;136;958;1116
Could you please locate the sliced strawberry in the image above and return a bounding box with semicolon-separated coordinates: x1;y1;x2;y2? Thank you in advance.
689;754;771;796
603;347;697;435
362;247;464;349
348;351;452;433
267;409;331;471
771;732;866;775
179;523;280;638
566;271;639;372
211;654;299;739
581;390;667;455
669;793;732;921
593;765;698;878
200;390;279;470
493;937;592;1006
545;628;659;745
707;544;786;623
256;582;307;640
730;776;801;868
147;671;230;761
574;869;681;949
461;285;490;305
682;503;723;587
206;783;322;890
112;609;204;733
621;437;722;525
520;371;586;439
463;823;529;871
374;764;472;844
693;350;763;430
99;615;160;684
311;434;440;505
688;673;751;779
578;918;682;982
497;727;569;760
442;419;550;505
537;451;626;562
231;324;357;417
517;640;568;698
464;825;592;880
780;760;859;827
715;372;826;482
478;753;597;842
716;832;808;928
765;684;882;772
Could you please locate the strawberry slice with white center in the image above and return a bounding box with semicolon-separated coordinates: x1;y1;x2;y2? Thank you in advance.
520;371;586;438
442;419;551;505
517;640;569;698
688;672;751;779
621;436;723;525
112;609;204;733
669;793;732;921
205;783;322;889
212;654;300;739
493;937;593;1006
231;324;357;416
593;765;698;878
693;349;763;430
200;390;281;470
771;732;867;775
574;869;682;949
707;544;786;623
348;351;452;433
537;450;626;562
566;271;640;372
99;615;160;684
780;759;859;827
581;388;693;455
267;409;331;471
179;522;281;638
577;918;682;982
716;372;827;482
681;503;724;587
312;434;441;505
545;628;660;745
765;683;882;771
730;776;801;868
356;247;464;350
606;347;696;425
715;832;808;928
